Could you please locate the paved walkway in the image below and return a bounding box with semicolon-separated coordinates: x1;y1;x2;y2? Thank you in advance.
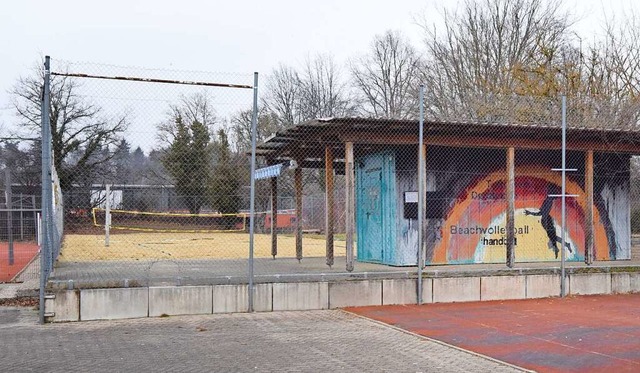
0;308;525;373
48;255;640;289
348;294;640;373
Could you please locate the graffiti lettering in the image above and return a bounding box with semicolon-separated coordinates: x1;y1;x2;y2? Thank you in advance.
482;237;517;246
450;225;530;235
471;191;505;200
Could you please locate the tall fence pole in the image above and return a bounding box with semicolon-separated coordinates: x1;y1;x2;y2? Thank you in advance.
5;169;13;265
105;184;111;247
248;72;259;312
417;85;425;304
560;96;567;297
39;55;52;324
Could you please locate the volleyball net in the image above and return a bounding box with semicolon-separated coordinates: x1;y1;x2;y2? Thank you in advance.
91;208;248;233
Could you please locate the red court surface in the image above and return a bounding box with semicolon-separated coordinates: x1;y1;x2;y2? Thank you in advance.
0;242;39;282
346;294;640;372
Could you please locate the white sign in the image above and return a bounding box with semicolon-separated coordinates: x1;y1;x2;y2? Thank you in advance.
404;191;418;203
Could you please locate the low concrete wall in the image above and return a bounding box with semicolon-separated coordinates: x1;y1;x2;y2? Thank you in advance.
273;282;328;311
570;273;612;295
329;280;382;308
45;269;640;322
526;274;561;299
80;288;148;321
433;277;480;303
44;290;79;322
481;276;526;301
612;272;640;293
149;286;213;317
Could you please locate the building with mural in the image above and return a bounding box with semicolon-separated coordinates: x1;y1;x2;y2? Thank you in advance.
256;117;639;268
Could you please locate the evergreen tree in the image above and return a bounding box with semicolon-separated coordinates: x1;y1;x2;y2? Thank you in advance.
209;129;241;214
162;116;211;214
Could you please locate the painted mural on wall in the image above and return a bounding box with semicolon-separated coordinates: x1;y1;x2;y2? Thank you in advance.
427;162;629;264
355;147;630;266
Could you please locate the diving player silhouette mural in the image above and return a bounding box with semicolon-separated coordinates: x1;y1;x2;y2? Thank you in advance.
524;185;572;259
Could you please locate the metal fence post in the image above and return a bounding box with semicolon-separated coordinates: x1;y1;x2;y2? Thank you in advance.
105;184;111;247
417;84;425;304
248;72;259;312
5;169;13;265
561;95;567;297
39;55;52;324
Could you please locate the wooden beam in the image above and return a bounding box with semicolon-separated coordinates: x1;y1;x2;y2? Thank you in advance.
506;147;515;268
345;142;355;272
325;146;335;267
295;161;303;262
585;150;594;265
270;176;278;259
339;132;640;154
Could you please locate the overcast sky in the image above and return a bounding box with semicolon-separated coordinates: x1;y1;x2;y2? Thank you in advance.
1;0;637;148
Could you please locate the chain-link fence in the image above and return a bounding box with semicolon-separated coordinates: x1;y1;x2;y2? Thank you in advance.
29;56;640;320
0;136;41;285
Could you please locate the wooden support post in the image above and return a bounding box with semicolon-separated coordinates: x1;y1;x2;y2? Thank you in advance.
506;147;515;268
345;142;355;272
585;150;594;265
294;161;303;262
270;176;278;259
325;146;335;267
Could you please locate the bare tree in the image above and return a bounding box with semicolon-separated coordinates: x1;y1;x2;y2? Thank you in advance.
263;55;356;125
262;64;303;128
157;91;217;146
230;108;281;153
420;0;571;119
11;62;127;191
350;30;422;119
577;12;640;129
298;54;357;120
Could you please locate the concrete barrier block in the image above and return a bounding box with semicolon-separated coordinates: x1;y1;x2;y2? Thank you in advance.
612;273;640;294
433;277;480;303
80;288;148;321
421;278;434;303
570;273;611;295
382;279;417;305
481;276;526;301
149;286;213;317
273;282;328;311
329;280;382;308
212;284;272;313
46;290;79;322
526;274;561;298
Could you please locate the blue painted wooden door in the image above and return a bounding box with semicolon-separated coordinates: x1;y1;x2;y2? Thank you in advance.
357;154;385;262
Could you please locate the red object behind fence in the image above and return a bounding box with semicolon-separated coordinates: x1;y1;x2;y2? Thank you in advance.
0;241;39;282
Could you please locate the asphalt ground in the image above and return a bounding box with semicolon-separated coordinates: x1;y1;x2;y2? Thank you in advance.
347;294;640;373
0;307;525;373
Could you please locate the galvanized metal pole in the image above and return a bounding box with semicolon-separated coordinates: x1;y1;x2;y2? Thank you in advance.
248;72;259;312
20;193;24;240
417;84;425;304
561;96;567;298
5;169;13;265
39;55;52;324
105;184;111;247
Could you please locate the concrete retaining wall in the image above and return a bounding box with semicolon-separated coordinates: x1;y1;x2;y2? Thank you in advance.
45;271;640;322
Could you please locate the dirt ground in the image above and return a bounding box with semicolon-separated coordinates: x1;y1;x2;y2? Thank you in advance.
59;232;349;261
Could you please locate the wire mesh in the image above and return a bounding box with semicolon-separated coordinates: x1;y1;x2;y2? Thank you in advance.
16;57;638;301
43;60;257;287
